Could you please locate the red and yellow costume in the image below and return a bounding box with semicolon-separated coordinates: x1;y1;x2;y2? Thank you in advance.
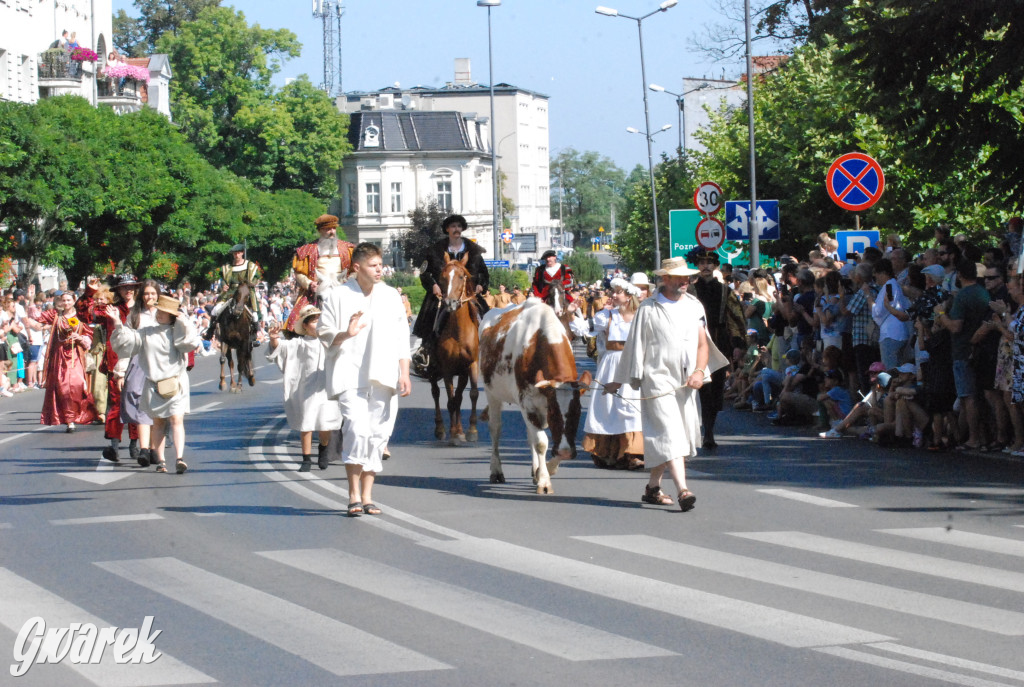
37;309;96;426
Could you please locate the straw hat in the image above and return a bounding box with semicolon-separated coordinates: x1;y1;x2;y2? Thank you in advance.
654;257;699;277
155;294;180;316
293;304;321;336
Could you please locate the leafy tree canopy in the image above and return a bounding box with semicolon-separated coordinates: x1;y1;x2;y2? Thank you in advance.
114;0;221;57
549;148;626;245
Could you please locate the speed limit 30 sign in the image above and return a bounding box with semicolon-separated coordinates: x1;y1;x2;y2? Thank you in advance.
693;181;724;215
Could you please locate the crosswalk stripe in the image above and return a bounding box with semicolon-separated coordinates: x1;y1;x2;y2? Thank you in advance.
815;646;1018;687
869;642;1024;682
576;534;1024;636
756;488;858;508
95;557;451;677
0;567;214;686
51;514;163;526
419;536;891;648
260;547;675;661
878;528;1024;558
731;531;1024;593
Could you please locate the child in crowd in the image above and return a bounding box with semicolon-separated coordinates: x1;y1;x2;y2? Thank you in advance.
820;362;890;439
266;305;340;472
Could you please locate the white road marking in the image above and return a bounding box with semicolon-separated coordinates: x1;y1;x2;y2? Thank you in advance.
732;531;1024;593
577;534;1024;635
191;401;222;414
51;513;163;526
60;471;134;485
260;378;283;384
0;567;214;686
0;522;11;529
191;378;214;388
260;548;675;661
420;537;891;648
878;528;1024;558
756;488;858;508
868;642;1024;682
194;512;226;517
0;424;51;446
816;646;1019;687
95;557;450;677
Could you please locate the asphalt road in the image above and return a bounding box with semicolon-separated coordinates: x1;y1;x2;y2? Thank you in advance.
1;348;1023;687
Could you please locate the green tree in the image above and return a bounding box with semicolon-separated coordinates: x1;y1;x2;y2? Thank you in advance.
564;251;604;285
402;200;448;268
114;0;221;57
549;148;626;245
158;7;349;199
616;153;699;271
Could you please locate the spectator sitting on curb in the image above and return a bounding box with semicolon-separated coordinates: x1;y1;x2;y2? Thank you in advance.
817;368;854;430
820;363;891;439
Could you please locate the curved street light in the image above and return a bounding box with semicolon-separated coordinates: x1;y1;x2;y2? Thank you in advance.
649;81;710;153
596;0;678;270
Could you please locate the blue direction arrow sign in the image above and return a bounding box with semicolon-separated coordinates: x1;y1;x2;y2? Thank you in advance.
725;200;779;241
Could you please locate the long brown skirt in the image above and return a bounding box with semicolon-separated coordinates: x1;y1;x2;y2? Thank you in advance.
583;431;645;470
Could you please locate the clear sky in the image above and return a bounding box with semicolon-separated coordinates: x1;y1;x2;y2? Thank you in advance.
113;0;745;172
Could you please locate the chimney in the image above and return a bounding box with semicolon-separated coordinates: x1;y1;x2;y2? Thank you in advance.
454;58;472;86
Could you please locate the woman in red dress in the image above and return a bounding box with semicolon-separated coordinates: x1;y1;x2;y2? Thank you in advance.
34;291;96;432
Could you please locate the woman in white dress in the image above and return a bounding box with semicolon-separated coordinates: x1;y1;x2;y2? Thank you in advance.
108;294;201;474
574;278;644;470
266;304;342;472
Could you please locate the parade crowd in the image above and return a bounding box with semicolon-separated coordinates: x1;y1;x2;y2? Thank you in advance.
5;213;1020;515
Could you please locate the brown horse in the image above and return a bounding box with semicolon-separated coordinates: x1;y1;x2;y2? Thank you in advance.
429;254;480;445
216;282;255;393
542;278;575;340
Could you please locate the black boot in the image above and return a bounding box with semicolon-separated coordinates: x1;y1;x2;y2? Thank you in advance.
317;444;329;470
250;323;261;348
102;439;120;463
128;438;140;462
299;455;313;472
137;447;152;468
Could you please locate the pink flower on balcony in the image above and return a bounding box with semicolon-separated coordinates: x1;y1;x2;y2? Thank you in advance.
71;48;98;62
104;63;150;84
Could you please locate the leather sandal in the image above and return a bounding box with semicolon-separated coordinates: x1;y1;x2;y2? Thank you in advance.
678;489;697;512
175;459;188;474
154;462;167;473
641;485;673;506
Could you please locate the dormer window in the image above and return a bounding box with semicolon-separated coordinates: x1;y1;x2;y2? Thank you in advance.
363;124;380;148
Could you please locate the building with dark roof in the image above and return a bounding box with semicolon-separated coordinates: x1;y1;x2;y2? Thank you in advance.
337;59;557;264
337;109;493;264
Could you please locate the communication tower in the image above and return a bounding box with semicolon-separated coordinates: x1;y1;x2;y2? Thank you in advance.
312;0;344;97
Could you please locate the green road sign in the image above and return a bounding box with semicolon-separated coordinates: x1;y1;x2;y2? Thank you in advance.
670;209;766;267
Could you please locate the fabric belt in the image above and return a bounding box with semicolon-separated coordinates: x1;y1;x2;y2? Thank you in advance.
605;341;625;351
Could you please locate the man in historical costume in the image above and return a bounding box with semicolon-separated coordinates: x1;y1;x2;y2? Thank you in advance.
285;214;355;334
90;274;142;463
606;257;717;512
412;214;489;369
204;243;263;347
688;248;746;449
530;250;575;302
319;243;412;517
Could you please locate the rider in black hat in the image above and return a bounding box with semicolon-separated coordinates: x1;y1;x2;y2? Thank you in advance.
412;214;490;372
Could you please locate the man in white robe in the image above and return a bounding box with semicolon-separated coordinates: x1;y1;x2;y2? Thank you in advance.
607;257;711;512
319;243;411;516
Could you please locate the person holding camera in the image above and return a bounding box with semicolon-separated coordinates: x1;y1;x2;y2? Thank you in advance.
868;258;911;370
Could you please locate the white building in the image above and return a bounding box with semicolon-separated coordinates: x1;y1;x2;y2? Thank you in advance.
337;59;557;264
0;0;171;116
338;110;494;266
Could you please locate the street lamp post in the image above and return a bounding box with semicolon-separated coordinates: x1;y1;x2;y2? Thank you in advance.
478;0;501;259
597;0;678;271
649;81;709;153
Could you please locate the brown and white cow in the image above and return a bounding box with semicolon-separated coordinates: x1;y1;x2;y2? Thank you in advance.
479;299;592;494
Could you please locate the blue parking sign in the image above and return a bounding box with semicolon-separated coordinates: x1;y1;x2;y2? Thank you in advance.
836;230;880;257
725;201;780;241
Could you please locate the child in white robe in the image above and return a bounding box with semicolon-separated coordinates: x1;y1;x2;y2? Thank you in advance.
266;304;341;472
